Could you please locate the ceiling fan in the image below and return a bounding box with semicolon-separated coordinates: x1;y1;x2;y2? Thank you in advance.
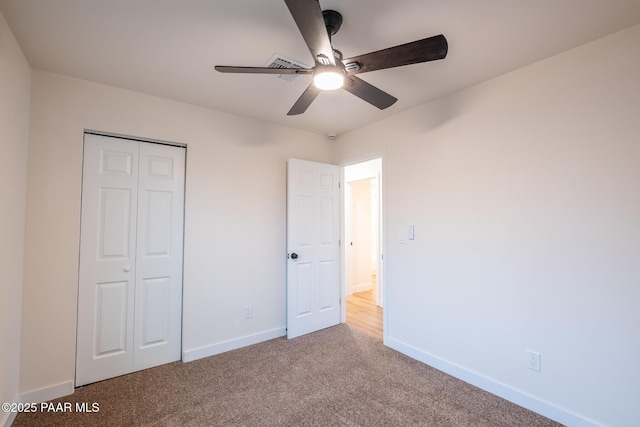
215;0;448;116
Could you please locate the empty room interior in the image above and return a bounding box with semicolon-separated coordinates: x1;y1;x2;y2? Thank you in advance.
1;1;640;426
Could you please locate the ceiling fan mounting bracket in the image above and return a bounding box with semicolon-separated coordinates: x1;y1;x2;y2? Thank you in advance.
322;10;343;37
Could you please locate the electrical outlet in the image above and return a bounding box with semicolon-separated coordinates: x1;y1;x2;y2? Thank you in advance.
526;350;541;372
244;305;253;319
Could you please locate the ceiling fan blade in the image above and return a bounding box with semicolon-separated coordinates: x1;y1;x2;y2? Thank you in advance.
343;76;397;110
215;66;312;75
284;0;335;66
342;34;448;75
287;83;321;116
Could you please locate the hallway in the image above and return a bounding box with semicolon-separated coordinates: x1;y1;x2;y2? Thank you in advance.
345;289;382;340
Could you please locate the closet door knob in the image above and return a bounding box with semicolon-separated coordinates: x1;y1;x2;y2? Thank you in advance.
123;266;131;273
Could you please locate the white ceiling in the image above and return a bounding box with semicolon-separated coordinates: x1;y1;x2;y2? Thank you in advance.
2;0;640;136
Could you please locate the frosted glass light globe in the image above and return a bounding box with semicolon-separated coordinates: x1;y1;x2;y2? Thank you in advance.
313;67;345;90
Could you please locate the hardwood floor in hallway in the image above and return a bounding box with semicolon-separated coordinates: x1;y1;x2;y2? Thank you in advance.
346;289;382;340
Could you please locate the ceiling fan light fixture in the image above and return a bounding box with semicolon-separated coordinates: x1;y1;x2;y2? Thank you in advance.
313;65;345;90
215;2;448;115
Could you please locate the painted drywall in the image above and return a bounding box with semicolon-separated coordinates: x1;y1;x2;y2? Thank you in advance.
344;158;383;305
348;179;373;293
0;10;30;426
334;24;640;427
20;70;334;396
344;158;380;182
345;158;382;283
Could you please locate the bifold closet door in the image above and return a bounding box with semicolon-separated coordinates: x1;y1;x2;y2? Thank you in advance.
76;133;185;387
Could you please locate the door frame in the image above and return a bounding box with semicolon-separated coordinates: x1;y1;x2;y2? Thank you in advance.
83;129;187;149
339;152;387;341
76;130;187;385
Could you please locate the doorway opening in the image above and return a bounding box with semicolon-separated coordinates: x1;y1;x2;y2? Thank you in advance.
343;157;383;339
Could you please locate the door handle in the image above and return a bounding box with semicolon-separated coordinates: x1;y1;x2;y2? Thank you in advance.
123;266;131;273
290;253;298;260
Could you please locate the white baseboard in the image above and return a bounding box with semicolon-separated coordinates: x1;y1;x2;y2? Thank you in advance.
182;327;286;362
352;283;373;293
19;380;74;406
1;393;20;427
386;336;601;427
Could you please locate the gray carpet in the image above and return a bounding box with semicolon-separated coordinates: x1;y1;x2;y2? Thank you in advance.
13;325;562;426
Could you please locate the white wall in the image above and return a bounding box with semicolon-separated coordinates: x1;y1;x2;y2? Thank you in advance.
0;10;30;426
344;158;382;295
348;179;373;292
20;70;333;396
344;158;380;182
334;24;640;427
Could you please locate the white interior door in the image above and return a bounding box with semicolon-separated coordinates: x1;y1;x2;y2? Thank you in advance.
287;158;340;339
77;135;138;385
76;133;185;386
133;142;185;370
